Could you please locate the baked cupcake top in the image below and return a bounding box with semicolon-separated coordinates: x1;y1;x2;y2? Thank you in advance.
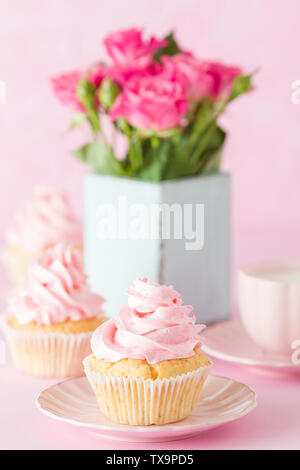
91;278;205;364
5;185;82;252
8;244;105;326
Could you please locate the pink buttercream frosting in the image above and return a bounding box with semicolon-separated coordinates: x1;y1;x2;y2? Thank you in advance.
91;278;205;364
8;244;105;326
5;185;82;252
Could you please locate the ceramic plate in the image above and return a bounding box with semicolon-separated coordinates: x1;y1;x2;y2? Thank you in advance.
36;375;256;443
202;319;300;372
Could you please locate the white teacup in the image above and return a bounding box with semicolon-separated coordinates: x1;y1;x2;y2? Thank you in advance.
238;261;300;355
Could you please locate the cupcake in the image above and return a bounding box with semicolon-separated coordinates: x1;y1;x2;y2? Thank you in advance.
2;244;106;377
3;185;82;283
84;278;212;426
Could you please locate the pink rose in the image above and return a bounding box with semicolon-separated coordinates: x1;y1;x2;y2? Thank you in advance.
52;65;107;111
161;53;213;101
107;63;150;87
51;71;84;111
109;73;188;131
104;28;166;67
87;63;107;88
203;62;241;100
104;28;166;84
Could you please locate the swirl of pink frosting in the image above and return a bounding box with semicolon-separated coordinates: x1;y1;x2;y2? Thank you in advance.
91;278;205;364
5;185;82;252
8;244;105;326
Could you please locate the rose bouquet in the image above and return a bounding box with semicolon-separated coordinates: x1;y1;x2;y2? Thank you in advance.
52;28;252;181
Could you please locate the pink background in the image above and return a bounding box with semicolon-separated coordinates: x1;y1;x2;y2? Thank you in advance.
1;0;300;288
1;0;300;239
1;0;300;450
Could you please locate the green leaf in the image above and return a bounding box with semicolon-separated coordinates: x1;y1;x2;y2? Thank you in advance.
115;117;132;137
187;105;214;150
134;140;171;181
70;112;87;129
163;126;226;180
199;149;222;174
128;137;143;172
229;74;252;102
196;126;226;174
163;143;195;179
77;78;95;112
153;32;181;62
99;78;120;109
74;141;124;176
77;78;100;132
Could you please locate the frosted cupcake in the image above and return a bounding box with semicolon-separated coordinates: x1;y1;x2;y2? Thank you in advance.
2;244;106;377
84;279;212;426
3;185;82;283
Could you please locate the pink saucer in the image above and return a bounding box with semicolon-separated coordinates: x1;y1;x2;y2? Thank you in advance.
36;375;256;443
202;319;300;373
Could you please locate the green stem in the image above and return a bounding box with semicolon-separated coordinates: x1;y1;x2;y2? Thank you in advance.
129;137;143;172
189;120;217;166
187;106;212;150
188;99;228;167
195;147;221;174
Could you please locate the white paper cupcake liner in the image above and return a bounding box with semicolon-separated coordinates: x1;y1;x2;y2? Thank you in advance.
83;355;212;425
2;318;93;378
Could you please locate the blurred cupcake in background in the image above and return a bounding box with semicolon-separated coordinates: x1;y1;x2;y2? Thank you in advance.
2;244;106;377
84;278;212;426
3;185;82;283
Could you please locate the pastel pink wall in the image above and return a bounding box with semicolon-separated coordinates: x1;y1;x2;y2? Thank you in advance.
1;0;300;276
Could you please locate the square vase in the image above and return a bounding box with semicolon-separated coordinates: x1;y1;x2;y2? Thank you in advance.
84;173;230;324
